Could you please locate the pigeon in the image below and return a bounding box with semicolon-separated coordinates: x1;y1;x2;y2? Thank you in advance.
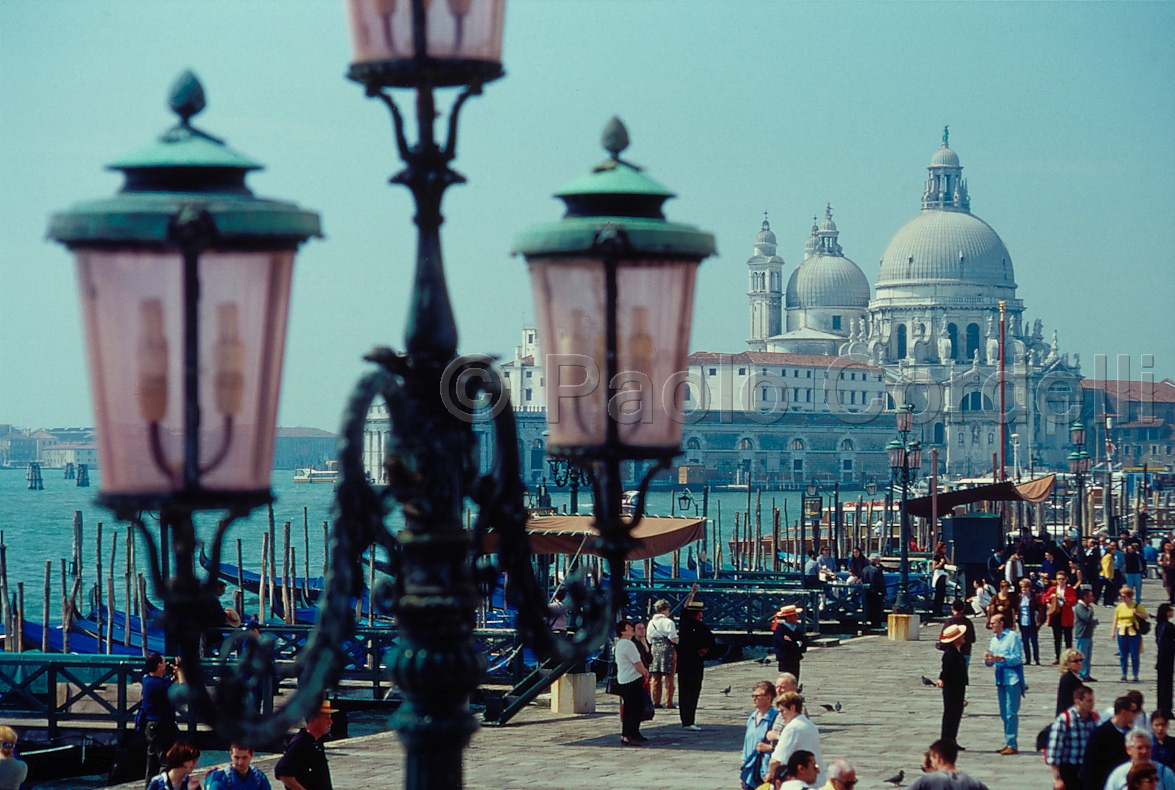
757;656;773;665
721;685;732;696
883;770;905;786
834;700;842;712
920;675;936;686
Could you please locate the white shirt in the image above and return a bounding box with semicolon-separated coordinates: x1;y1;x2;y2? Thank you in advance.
647;613;678;642
771;714;826;787
1103;760;1175;790
779;780;816;790
614;638;644;684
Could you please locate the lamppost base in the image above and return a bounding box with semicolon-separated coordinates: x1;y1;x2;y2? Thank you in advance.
887;613;920;641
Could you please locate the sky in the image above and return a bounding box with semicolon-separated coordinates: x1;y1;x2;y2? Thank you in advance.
1;1;1173;433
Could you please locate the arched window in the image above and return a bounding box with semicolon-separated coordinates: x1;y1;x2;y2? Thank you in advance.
933;423;945;444
896;324;908;358
738;437;754;451
947;323;959;361
840;439;854;451
790;439;805;451
686;437;702;450
530;439;545;472
988;432;995;446
966;323;981;361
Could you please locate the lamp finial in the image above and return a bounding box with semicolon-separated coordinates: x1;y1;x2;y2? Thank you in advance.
169;70;206;126
602;117;629;159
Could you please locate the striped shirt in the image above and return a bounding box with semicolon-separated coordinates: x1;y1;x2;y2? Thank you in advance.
1045;706;1099;767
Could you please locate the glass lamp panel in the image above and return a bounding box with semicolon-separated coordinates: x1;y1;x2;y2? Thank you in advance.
614;259;698;449
896;407;913;433
907;445;922;470
887;443;904;470
528;258;607;448
1070;425;1085;446
346;0;505;64
75;249;294;497
196;250;294;491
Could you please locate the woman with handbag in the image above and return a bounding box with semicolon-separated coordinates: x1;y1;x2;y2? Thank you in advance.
613;621;651;746
1113;585;1150;683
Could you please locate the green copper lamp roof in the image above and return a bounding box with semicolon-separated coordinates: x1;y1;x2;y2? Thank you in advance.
48;71;320;248
512;117;715;260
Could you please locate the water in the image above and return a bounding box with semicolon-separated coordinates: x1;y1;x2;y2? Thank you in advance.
0;468;345;619
0;466;886;624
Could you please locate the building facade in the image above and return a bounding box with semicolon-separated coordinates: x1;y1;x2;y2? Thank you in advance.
362;132;1089;489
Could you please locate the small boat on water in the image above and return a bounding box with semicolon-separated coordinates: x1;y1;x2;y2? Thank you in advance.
293;462;339;484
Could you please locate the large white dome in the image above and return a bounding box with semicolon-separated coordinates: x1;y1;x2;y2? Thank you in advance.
876;210;1015;289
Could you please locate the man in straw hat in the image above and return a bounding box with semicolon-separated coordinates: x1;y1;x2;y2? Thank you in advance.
773;604;808;679
936;622;969;749
677;584;715;731
275;698;337;790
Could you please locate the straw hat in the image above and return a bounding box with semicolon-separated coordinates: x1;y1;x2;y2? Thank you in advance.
317;698;339;715
776;604;804;618
684;601;706;612
224;608;242;628
940;624;967;643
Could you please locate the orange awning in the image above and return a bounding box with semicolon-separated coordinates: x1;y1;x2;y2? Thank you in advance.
481;516;706;561
907;474;1056;518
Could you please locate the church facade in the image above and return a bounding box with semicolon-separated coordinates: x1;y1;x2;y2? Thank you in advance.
362;132;1083;488
749;131;1081;478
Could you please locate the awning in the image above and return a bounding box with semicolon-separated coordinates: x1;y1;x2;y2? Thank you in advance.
481;516;706;561
907;474;1056;519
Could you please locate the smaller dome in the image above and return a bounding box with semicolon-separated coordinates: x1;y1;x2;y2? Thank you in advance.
785;253;871;309
756;219;776;246
930;145;960;168
820;205;837;233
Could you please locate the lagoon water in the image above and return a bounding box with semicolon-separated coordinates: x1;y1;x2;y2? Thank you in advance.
0;466;827;621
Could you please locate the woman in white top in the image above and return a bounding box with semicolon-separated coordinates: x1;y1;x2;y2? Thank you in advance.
614;621;651;746
647;599;678;709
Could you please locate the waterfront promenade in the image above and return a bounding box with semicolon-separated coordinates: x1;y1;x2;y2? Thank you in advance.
113;593;1161;790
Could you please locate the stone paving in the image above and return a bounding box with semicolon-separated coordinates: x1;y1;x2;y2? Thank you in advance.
117;579;1160;789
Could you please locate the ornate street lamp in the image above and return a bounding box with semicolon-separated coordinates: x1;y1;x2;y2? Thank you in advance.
339;2;712;785
48;72;322;739
548;455;593;515
889;403;919;614
803;483;822;558
677;487;697;516
1069;421;1087;536
514;115;715;613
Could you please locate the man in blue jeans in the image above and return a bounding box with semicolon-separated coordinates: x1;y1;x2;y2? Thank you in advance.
984;614;1025;755
1074;586;1099;681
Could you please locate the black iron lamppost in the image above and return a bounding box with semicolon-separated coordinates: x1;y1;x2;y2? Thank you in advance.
1069;421;1090;537
677;487;700;517
889;404;921;614
341;3;711;786
48;71;324;739
802;483;822;568
548;456;593;515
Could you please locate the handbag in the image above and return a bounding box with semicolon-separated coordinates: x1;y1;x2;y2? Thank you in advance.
1136;605;1152;635
604;676;621;695
640;686;655;721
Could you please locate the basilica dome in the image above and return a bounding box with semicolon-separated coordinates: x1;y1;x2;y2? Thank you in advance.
786;254;870;308
786;205;870;309
876;210;1014;288
874;138;1016;296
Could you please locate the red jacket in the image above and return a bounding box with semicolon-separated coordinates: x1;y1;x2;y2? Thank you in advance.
1043;584;1077;628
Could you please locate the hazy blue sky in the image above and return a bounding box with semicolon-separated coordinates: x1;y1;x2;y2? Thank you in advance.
2;1;1172;433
